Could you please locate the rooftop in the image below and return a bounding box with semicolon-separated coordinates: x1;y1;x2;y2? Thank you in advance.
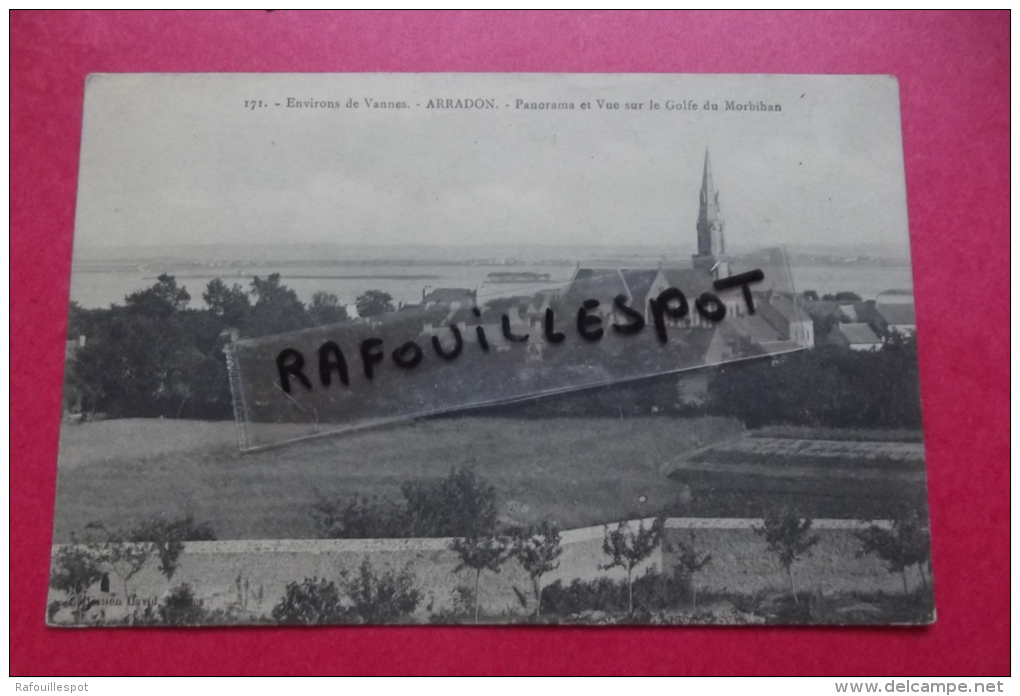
837;322;882;345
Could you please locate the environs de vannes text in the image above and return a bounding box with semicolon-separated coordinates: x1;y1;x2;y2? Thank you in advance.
285;97;783;112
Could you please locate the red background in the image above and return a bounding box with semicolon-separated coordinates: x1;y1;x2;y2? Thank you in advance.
10;11;1010;676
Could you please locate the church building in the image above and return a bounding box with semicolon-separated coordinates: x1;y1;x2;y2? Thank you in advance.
561;147;813;350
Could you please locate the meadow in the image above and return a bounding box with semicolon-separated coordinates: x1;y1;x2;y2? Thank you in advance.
53;415;743;541
53;414;926;542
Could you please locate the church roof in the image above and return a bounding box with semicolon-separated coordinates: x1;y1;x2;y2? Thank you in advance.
659;267;715;296
561;268;629;307
619;269;660;305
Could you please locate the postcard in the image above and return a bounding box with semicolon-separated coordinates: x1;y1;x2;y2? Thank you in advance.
49;73;932;626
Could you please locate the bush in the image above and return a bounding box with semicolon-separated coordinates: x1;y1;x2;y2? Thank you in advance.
706;338;922;430
311;494;409;539
271;561;423;625
343;559;422;623
541;578;627;616
48;545;104;623
403;466;498;538
538;567;707;620
313;466;499;539
127;513;217;580
158;584;210;625
271;577;347;625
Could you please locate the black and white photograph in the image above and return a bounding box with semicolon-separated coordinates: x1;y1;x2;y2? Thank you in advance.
49;73;933;627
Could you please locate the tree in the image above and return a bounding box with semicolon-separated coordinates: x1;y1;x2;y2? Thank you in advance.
601;517;666;615
127;513;217;580
202;278;252;327
271;577;347;625
49;545;105;623
821;291;862;302
72;308;183;417
81;522;151;598
755;508;820;603
342;558;422;623
309;291;349;326
69;274;239;419
125;273;190;318
402;466;498;538
672;531;712;611
705;336;922;431
512;521;563;618
855;509;931;595
77;514;217;600
481;296;524;316
246;273;312;337
451;534;512;623
356;289;395;318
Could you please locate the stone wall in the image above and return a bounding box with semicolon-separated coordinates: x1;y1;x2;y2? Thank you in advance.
48;518;919;624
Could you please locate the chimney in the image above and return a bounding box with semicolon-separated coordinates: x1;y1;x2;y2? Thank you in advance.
78;335;86;348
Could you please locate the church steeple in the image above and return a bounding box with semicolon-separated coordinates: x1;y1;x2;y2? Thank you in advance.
699;149;720;226
693;147;726;273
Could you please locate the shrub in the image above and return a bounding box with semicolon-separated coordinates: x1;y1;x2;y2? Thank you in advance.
158;584;210;625
541;578;627;616
271;562;423;625
311;494;409;539
271;577;347;625
48;545;104;623
343;559;422;624
403;466;498;538
312;466;499;539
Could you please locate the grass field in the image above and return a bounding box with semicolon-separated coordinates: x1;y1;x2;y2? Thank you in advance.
53;415;744;542
53;415;928;541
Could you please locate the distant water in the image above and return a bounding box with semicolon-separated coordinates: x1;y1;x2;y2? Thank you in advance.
68;260;913;311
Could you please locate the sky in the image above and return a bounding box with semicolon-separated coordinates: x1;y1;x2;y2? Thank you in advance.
73;73;912;255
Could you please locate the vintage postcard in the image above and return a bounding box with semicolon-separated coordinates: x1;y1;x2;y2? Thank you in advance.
50;73;933;626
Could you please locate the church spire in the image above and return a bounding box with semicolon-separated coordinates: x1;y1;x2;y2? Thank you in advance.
699;148;720;223
692;147;726;272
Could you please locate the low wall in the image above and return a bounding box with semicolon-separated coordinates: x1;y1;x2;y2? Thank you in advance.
49;518;920;624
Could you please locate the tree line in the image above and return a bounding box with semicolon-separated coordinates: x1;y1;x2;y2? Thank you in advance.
64;274;395;420
705;334;923;429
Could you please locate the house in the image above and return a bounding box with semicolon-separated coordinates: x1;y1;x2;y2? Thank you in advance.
422;287;477;310
851;292;917;340
758;295;815;347
827;322;883;351
873;290;916;336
